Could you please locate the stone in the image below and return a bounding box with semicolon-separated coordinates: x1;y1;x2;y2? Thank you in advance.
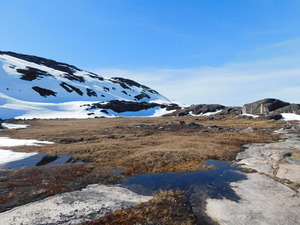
277;163;300;183
0;184;151;225
244;127;258;131
264;114;283;120
57;138;79;144
187;122;204;128
274;104;300;115
242;98;290;115
236;132;300;176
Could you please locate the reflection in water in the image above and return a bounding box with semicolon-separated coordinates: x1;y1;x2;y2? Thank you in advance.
122;160;246;201
3;154;85;170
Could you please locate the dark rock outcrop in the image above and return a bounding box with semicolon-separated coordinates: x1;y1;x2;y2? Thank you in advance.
176;104;241;116
60;82;83;96
111;77;159;95
35;155;59;166
88;100;180;114
135;92;151;100
243;98;300;115
274;104;300;115
264;114;283;120
1;51;82;75
86;88;97;97
17;67;53;81
32;86;57;97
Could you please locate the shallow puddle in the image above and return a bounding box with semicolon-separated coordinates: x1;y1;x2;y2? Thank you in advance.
2;154;85;170
122;160;246;201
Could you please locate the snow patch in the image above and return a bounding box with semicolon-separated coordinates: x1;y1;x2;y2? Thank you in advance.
0;137;53;147
0;149;37;165
151;108;176;117
0;52;175;119
240;113;260;118
2;123;30;129
281;113;300;121
201;110;222;116
0;137;53;166
189;109;222;117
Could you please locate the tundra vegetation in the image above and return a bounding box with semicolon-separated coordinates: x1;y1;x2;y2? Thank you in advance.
0;115;283;224
2;115;281;175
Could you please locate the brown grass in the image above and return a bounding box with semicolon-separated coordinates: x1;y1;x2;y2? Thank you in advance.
0;164;121;212
2;116;282;175
85;190;197;225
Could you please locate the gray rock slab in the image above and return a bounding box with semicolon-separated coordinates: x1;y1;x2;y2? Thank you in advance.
206;173;300;225
0;184;152;225
277;163;300;183
237;132;300;177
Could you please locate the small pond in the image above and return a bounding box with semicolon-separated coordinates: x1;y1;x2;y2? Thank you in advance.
122;160;246;201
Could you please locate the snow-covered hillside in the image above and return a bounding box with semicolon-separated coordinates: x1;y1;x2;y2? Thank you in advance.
0;51;178;119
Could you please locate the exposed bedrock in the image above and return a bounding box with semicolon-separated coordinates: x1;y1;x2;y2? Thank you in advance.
0;184;151;225
243;98;300;115
205;126;300;225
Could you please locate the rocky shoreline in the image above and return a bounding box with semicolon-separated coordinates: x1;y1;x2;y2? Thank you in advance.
205;126;300;225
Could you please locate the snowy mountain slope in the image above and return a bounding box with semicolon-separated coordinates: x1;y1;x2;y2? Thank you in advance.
0;51;177;119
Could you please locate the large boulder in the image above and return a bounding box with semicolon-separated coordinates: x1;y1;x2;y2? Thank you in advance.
274;104;300;115
242;99;290;115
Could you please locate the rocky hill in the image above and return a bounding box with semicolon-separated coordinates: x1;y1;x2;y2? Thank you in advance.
0;51;178;119
242;98;300;115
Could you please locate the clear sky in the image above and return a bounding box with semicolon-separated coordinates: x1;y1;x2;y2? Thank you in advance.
1;0;300;106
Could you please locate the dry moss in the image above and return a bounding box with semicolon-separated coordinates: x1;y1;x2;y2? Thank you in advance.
2;116;282;175
0;164;121;212
85;190;197;225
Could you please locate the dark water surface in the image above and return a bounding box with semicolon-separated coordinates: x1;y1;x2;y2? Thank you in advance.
3;154;85;170
122;160;246;201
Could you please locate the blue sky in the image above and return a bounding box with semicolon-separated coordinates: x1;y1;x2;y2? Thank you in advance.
1;0;300;105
